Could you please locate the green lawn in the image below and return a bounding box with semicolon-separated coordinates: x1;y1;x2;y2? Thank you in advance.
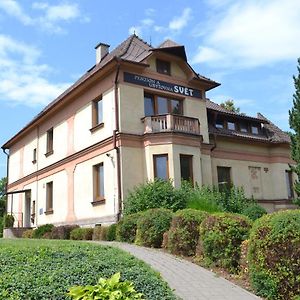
0;239;176;300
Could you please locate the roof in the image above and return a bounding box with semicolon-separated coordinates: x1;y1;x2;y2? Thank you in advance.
206;100;290;144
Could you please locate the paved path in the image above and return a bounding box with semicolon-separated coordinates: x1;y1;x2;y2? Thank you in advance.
96;241;261;300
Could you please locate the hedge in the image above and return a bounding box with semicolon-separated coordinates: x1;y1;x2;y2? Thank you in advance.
70;227;93;240
116;213;141;243
51;225;79;240
32;224;54;239
241;204;267;221
248;210;300;300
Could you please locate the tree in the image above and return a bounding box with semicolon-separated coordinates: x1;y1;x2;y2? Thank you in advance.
0;177;7;217
220;99;241;113
289;58;300;205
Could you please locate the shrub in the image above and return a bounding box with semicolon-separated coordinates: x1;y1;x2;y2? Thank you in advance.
32;224;54;239
241;204;267;221
70;227;93;240
136;209;173;248
0;216;3;238
51;225;79;240
93;226;108;241
123;179;188;215
106;224;117;241
3;214;14;228
248;210;300;300
116;213;141;243
166;209;208;256
199;213;252;272
22;229;34;239
68;272;144;300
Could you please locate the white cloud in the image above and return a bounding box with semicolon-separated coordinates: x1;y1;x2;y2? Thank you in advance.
169;7;192;31
128;26;142;36
0;0;33;25
0;35;70;107
145;8;155;16
141;18;154;26
192;0;300;68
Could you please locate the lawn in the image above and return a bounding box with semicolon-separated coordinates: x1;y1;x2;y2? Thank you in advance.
0;239;176;300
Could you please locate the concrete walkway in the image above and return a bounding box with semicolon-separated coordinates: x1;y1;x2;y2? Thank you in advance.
97;241;261;300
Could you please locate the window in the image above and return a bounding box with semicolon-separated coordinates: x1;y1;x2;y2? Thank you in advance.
144;94;183;116
156;59;171;75
32;148;37;164
153;154;169;180
251;125;259;135
180;155;193;183
45;181;53;214
46;128;53;156
91;96;103;130
93;163;105;204
217;166;231;192
240;122;248;133
227;121;236;130
215;119;224;129
286;170;294;199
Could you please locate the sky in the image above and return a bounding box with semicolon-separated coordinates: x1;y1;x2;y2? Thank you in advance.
0;0;299;178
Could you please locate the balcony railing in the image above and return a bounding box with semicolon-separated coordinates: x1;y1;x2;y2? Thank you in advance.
143;114;200;135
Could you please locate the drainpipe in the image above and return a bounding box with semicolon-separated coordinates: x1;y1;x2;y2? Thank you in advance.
2;148;9;214
113;59;122;221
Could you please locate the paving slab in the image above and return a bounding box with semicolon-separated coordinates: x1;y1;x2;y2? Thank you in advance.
96;241;261;300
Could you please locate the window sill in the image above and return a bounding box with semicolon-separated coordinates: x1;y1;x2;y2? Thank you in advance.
91;199;105;206
44;210;54;215
45;150;54;157
90;123;104;133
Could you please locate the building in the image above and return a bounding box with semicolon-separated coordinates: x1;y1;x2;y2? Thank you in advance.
1;35;295;228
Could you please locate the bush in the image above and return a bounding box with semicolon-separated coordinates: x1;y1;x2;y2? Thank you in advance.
136;209;173;248
116;213;141;243
32;224;54;239
70;227;93;240
199;213;252;272
22;229;34;239
123;179;188;215
166;209;208;256
51;225;79;240
241;204;267;221
3;214;14;228
106;224;117;241
0;216;3;238
248;210;300;300
68;272;144;300
93;226;108;241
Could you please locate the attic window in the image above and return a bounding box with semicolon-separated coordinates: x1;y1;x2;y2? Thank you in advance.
251;125;259;135
156;59;171;75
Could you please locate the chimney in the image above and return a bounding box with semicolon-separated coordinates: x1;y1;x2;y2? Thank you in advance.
95;42;110;64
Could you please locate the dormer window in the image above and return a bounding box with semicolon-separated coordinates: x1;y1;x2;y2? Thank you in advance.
240;122;248;133
227;121;235;130
251;125;259;135
216;119;224;129
156;59;171;75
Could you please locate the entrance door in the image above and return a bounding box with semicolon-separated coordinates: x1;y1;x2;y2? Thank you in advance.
249;167;263;199
24;191;31;227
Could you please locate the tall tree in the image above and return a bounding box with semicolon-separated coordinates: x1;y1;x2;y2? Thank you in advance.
289;58;300;205
220;99;241;113
0;177;7;216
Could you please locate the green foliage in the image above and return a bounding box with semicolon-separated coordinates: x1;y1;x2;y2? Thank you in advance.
68;272;144;300
241;204;267;221
289;58;300;205
32;224;54;239
166;209;208;256
0;216;3;238
123;179;188;215
106;224;117;241
70;228;93;240
92;226;105;241
3;214;14;228
22;229;34;239
51;225;79;240
199;213;252;272
136;208;173;248
0;177;7;217
248;210;300;299
0;239;176;300
116;213;141;243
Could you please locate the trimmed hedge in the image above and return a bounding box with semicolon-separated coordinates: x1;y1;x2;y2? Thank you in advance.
0;216;3;238
32;224;54;239
166;209;208;256
199;213;252;272
116;213;141;243
106;224;117;241
70;227;93;240
241;204;267;221
92;226;106;241
51;225;79;240
248;210;300;300
22;229;34;239
3;214;14;228
136;208;173;248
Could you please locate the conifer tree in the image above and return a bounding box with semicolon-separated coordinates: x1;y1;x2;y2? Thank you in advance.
289;58;300;205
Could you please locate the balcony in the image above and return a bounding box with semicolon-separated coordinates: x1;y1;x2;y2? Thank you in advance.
143;114;200;135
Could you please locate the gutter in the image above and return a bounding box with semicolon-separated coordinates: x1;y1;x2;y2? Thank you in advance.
2;148;9;213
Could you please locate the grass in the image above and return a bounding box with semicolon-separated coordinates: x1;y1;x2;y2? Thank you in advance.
0;239;176;300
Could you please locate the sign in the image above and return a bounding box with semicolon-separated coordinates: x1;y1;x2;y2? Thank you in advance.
124;72;202;99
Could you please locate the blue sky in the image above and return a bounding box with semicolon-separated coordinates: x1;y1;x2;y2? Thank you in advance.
0;0;299;178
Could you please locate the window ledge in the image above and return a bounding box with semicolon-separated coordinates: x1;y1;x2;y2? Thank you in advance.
44;209;54;215
90;123;104;133
91;199;105;206
45;150;54;157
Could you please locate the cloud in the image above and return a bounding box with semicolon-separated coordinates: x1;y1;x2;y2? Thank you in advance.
145;8;155;16
128;26;142;36
0;34;70;107
192;0;300;68
169;7;192;31
0;0;88;34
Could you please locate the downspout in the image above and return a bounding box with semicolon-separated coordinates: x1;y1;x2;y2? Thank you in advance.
2;148;9;214
113;59;122;221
